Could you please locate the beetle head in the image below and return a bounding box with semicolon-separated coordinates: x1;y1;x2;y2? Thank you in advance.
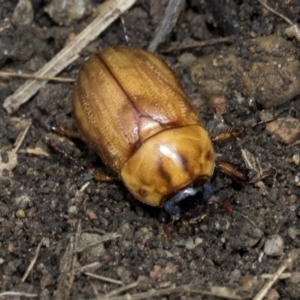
163;182;213;221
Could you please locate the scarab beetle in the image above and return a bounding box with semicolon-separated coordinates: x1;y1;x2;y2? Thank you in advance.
72;46;215;221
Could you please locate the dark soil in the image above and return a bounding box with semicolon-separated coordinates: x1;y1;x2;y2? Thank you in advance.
0;1;300;299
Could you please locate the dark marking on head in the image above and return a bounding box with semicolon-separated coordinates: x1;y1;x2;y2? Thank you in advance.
158;163;172;186
205;149;213;162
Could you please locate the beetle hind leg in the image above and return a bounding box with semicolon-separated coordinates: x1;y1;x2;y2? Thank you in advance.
45;137;116;183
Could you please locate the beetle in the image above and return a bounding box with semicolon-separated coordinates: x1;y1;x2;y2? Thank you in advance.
72;46;243;221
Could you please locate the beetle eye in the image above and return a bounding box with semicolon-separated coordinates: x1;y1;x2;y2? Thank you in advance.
163;183;213;221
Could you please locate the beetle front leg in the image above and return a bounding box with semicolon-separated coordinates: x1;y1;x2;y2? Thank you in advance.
88;168;117;183
215;160;248;184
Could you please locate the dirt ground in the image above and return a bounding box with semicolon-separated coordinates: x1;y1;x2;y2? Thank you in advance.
0;0;300;299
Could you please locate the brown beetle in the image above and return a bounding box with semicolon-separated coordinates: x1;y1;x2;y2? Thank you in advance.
72;46;216;221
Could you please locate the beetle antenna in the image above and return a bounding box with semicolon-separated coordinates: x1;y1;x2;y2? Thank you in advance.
115;9;129;46
231;210;260;229
44;137;89;176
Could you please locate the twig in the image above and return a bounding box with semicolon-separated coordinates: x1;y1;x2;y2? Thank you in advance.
84;272;123;286
0;71;75;82
253;258;293;300
0;291;38;298
161;36;235;53
3;0;137;114
0;122;31;178
75;233;121;253
257;0;293;25
148;0;185;52
232;210;258;228
22;238;45;282
261;272;291;280
14;122;31;152
55;221;82;300
94;284;242;300
76;262;102;273
98;281;139;299
0;22;11;33
257;0;300;41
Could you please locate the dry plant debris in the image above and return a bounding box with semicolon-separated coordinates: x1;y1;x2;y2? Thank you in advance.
2;0;136;114
0;121;31;178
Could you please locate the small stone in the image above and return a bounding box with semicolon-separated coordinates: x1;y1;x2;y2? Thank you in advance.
178;52;197;67
118;222;134;240
159;281;172;288
266;288;280;300
288;249;300;261
68;205;78;215
86;209;97;220
194;237;203;247
290;271;300;284
287;227;298;240
8;242;14;253
288;194;298;204
292;154;299;165
285;24;300;41
264;235;284;257
12;0;34;25
13;192;31;209
40;274;53;288
15;209;25;218
185;238;196;250
240;276;258;293
266;117;300;144
45;0;91;26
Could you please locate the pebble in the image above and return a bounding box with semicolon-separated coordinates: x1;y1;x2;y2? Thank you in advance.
264;235;284;257
266;117;300;144
13;192;31;209
45;0;91;26
12;0;34;25
266;288;280;300
287;227;298;240
290;271;300;284
293;154;300;165
15;209;25;218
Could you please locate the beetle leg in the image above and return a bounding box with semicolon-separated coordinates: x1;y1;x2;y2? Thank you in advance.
46;125;82;140
115;9;130;45
15;110;83;141
45;138;116;183
163;223;173;240
219;199;233;214
215;160;248;183
163;215;178;239
88;168;116;182
211;117;276;142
